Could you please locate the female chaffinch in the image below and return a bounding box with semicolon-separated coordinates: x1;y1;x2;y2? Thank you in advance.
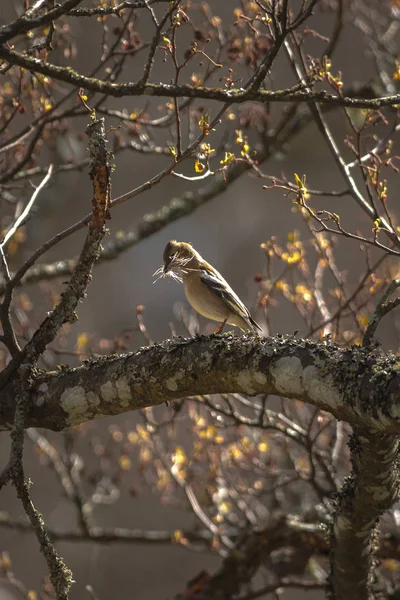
155;240;262;334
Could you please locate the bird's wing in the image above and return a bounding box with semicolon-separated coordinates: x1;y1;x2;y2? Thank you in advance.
199;268;251;319
199;268;262;332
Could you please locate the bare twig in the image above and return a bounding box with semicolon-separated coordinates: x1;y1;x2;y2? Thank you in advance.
1;164;53;250
363;279;400;346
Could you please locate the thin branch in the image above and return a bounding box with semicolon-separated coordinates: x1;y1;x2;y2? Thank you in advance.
1;45;400;109
0;124;46;184
68;1;156;16
236;578;326;600
138;0;181;87
363;279;400;346
324;0;344;59
285;36;396;238
0;0;83;44
0;514;214;545
1;164;53;250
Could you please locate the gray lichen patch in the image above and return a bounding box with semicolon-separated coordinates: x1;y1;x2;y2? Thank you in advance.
60;386;89;424
59;387;101;425
270;356;303;396
303;365;342;410
270;356;348;416
87;391;100;408
237;370;257;395
165;369;186;393
115;377;132;407
100;380;117;403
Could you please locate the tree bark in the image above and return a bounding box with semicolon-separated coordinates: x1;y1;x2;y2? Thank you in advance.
0;334;399;432
330;432;400;599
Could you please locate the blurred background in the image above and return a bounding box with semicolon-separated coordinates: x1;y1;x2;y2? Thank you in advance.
0;1;399;598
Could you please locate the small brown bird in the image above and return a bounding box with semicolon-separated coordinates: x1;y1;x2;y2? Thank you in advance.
155;240;262;334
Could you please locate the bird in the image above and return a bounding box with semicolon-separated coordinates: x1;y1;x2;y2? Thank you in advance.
154;240;262;334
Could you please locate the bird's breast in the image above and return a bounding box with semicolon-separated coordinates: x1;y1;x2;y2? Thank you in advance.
183;274;229;321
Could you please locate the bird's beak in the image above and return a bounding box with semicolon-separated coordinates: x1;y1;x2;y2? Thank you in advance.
164;252;178;273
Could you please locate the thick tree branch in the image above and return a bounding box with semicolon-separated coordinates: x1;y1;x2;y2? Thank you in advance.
0;335;398;432
330;432;400;600
1;46;400;109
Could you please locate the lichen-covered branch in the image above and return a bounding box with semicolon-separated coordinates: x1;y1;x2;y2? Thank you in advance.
0;334;398;432
0;112;112;599
330;432;400;600
22;117;110;361
1;45;400;109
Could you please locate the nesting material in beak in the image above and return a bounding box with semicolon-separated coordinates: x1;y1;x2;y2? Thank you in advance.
153;259;183;284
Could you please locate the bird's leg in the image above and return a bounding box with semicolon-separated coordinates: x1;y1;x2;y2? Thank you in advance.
213;318;228;334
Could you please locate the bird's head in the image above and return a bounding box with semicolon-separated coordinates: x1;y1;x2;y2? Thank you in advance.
163;240;197;273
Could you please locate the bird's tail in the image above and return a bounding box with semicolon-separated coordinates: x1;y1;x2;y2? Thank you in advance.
248;316;263;334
